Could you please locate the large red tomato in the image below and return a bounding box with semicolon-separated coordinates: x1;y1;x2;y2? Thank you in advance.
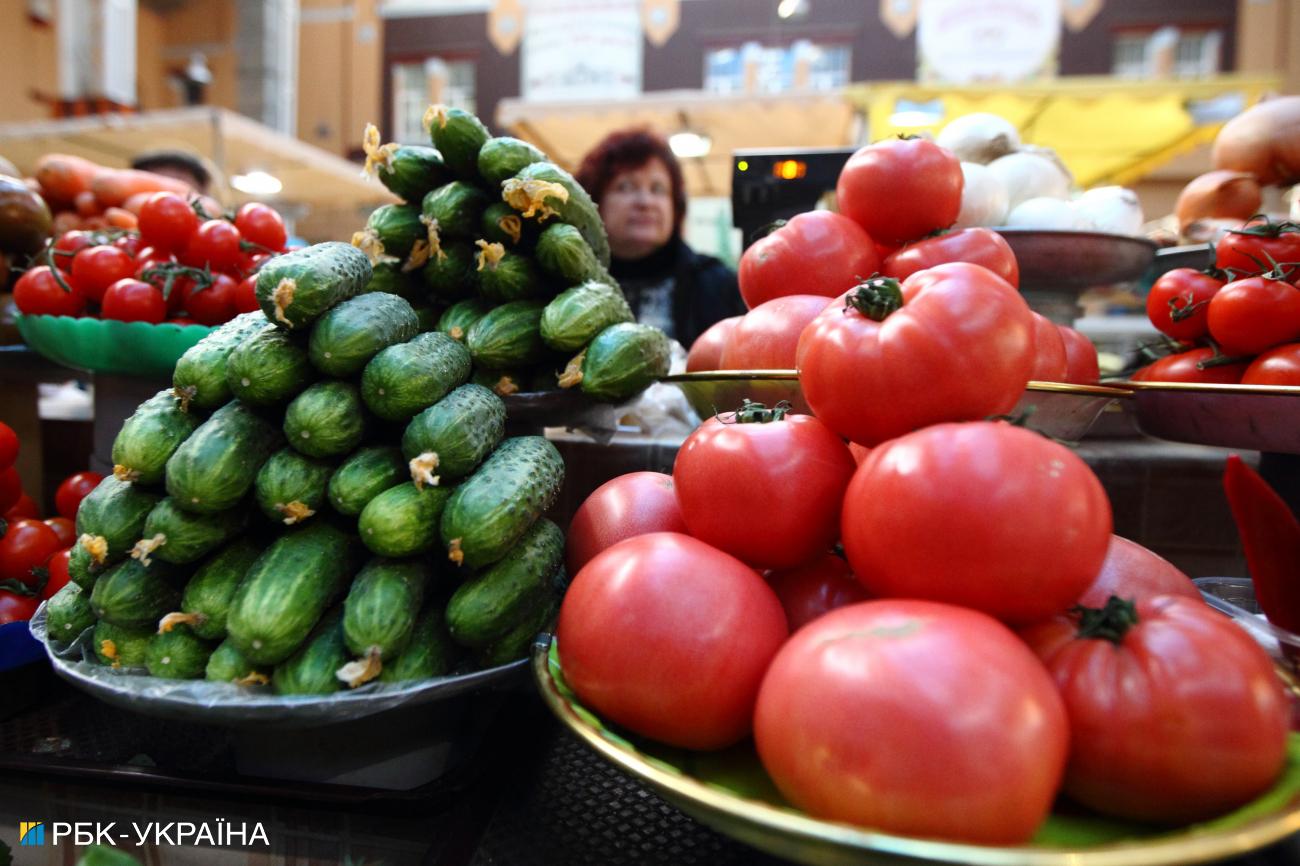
686;315;741;372
1215;220;1300;280
738;212;880;310
765;553;867;632
1075;535;1198;608
881;227;1019;288
755;600;1068;844
1207;275;1300;356
836;138;963;246
556;532;788;750
1057;325;1100;385
1243;343;1300;385
565;471;688;576
1022;595;1288;823
674;404;856;569
1028;312;1069;382
55;471;104;520
720;294;832;370
1146;268;1224;342
798;264;1034;446
0;518;63;588
1131;348;1250;384
842;421;1112;624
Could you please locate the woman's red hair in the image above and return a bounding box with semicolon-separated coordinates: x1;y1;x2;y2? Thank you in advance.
576;128;687;237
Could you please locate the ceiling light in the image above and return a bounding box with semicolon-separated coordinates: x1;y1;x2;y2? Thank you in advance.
777;0;807;19
231;170;283;196
669;131;711;159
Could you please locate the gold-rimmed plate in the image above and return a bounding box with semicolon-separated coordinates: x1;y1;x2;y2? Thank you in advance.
1116;381;1300;454
535;637;1300;866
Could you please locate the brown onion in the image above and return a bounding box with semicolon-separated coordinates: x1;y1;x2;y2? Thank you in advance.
1213;95;1300;187
1175;170;1262;232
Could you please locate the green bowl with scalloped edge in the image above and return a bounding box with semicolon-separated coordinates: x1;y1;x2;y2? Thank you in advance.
17;314;215;378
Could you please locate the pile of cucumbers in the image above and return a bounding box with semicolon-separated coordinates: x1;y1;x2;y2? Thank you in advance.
355;107;671;402
45;237;573;695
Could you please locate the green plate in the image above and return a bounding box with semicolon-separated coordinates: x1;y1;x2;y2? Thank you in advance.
17;313;215;378
536;637;1300;866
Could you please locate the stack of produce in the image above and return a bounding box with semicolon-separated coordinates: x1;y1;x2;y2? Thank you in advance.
46;238;571;694
352;106;670;402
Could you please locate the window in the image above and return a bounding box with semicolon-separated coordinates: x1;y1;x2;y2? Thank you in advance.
392;57;476;143
1112;28;1223;80
1174;30;1221;79
1112;33;1148;79
704;41;850;94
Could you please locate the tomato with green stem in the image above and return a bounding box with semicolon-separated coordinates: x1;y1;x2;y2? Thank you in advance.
13;265;85;316
185;219;243;272
1132;347;1251;384
1206;272;1300;356
1215;219;1300;281
138;191;199;252
1146;268;1225;342
71;244;135;303
185;271;236;325
836;137;963;245
0;517;62;588
234;203;287;252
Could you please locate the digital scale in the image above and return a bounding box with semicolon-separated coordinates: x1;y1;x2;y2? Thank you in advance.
729;147;855;249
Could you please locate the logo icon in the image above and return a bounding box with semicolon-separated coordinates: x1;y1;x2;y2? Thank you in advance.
19;822;44;846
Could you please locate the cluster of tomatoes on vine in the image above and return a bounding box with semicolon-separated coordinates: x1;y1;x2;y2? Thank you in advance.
1139;217;1300;385
12;192;290;326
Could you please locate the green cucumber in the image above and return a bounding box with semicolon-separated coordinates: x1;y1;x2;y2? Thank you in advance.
137;497;247;565
225;326;314;407
172;312;269;410
254;447;335;525
89;557;181;629
440;436;565;569
46;582;95;642
370;141;450;203
427;106;490;181
476;593;559;669
327;446;407;516
272;609;348;695
475;243;546;302
470;368;526;397
379;605;458;682
358;482;455;557
226;521;362;665
437;297;493;343
361;331;472;423
364;260;425;303
355;203;424;262
146;625;214;679
284;381;367;459
74;477;161;569
422;181;490;240
401;384;506;481
534;223;613;286
478;136;547;187
563;322;671;402
255;241;373;330
162;538;262;641
111;390;202;485
205;638;269;684
446;518;563;648
540;280;635;353
93;621;153;668
68;543;105;590
480;202;539;250
502;162;610;267
308;291;419;378
165;400;284;514
466;300;548;368
337;558;431;685
420;239;478;302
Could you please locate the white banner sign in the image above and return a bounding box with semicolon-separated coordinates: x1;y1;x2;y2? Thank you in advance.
918;0;1060;84
522;0;642;101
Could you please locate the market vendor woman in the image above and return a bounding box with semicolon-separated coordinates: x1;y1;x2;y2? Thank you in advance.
576;129;743;347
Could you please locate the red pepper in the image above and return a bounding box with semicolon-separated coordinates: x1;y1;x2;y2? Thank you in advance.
1223;454;1300;637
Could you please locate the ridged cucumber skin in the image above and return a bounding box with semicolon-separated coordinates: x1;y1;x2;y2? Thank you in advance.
422;181;491;240
437;297;493;343
175;538;263;641
575;323;672;402
89;558;182;629
93;621;153;667
428;106;491;181
342;558;431;660
503;162;610;267
165;400;284;514
46;582;96;642
146;625;214;679
272;610;348;696
480;202;539;250
476;593;559;669
327;447;408;516
358;483;455;558
283;381;367;459
68;542;105;590
205;638;267;683
225;521;363;665
255;242;373;331
362;203;424;260
478;137;547;187
75;476;161;564
466;300;548;368
446;519;563;648
111;390;202;485
254;448;335;524
401;384;506;481
477;249;547;303
376;144;450;204
140;497;248;565
173;313;269;410
540;280;635;353
440;436;565;569
225;326;315;407
307;292;420;378
361;331;472;423
420;239;479;302
380;605;458;682
364;260;425;303
534;223;613;286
